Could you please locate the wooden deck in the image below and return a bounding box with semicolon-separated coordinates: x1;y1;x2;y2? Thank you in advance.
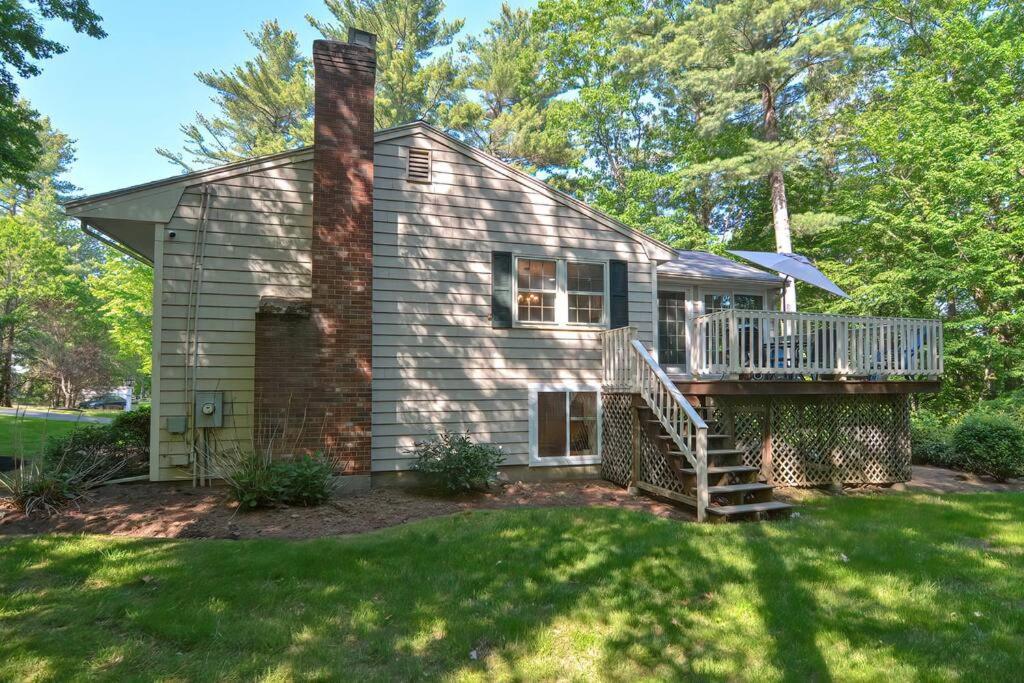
669;379;941;396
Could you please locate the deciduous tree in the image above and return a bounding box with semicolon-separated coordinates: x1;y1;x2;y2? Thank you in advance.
0;0;105;185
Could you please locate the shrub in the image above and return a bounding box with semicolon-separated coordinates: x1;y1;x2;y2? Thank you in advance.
272;455;335;506
109;405;151;451
213;448;336;509
43;407;150;477
952;413;1024;481
409;432;504;493
910;412;957;467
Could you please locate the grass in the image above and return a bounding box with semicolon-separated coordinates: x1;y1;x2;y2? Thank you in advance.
1;493;1022;681
8;405;120;419
0;414;84;459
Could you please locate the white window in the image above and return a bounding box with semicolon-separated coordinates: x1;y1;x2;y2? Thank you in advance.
516;258;557;323
529;385;601;466
703;291;765;313
514;257;607;327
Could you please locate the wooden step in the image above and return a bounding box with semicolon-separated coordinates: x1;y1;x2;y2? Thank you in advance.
707;482;773;495
635;406;719;425
707;501;794;517
680;465;759;476
645;421;728;438
667;448;739;458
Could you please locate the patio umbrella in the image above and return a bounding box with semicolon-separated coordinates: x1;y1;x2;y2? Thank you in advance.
727;251;849;299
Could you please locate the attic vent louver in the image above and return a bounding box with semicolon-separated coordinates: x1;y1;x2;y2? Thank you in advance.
407;148;431;183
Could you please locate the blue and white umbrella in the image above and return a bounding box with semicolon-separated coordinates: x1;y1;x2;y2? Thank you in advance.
727;251;849;299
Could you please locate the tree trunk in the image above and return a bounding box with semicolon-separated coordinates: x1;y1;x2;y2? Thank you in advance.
0;318;14;407
762;84;796;312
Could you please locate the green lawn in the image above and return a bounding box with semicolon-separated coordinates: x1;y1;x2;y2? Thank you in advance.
9;405;120;419
1;493;1022;681
0;415;84;459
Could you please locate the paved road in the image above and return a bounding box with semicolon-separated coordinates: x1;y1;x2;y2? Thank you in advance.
0;407;113;424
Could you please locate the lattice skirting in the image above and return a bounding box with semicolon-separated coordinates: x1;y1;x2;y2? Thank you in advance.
602;393;689;496
713;394;911;486
601;393;633;487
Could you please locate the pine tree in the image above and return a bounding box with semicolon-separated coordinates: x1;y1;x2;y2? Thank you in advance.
655;0;868;309
447;3;573;171
157;20;313;170
309;0;465;128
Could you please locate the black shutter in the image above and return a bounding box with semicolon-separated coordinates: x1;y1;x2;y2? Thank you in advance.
492;251;513;328
609;260;629;329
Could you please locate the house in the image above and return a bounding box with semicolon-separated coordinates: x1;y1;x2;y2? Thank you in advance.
65;30;942;521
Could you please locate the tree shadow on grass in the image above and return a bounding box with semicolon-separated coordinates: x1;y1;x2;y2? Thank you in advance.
1;493;1022;680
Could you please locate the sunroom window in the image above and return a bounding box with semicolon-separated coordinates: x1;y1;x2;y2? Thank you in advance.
514;257;607;327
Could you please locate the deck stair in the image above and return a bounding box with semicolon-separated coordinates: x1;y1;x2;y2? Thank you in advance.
637;399;793;521
602;325;793;522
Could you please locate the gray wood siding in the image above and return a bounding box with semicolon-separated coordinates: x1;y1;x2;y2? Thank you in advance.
154;155;314;478
152;135;657;478
370;133;655;471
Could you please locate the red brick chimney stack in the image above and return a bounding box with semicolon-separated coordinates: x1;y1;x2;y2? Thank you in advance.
310;29;376;474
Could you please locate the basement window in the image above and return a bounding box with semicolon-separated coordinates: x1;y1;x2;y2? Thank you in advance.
407;148;432;183
530;385;602;466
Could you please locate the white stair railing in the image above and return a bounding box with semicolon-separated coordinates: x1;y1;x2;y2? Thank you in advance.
602;327;710;522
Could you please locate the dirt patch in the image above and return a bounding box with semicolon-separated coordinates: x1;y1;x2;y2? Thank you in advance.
905;465;1024;494
0;480;693;539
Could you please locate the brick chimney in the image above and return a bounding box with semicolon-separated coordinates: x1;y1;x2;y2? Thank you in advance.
309;30;376;474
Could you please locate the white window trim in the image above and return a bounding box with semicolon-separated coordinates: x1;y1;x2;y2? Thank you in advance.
528;383;602;467
512;256;609;330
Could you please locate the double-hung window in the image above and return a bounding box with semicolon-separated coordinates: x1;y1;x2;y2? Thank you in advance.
515;257;607;327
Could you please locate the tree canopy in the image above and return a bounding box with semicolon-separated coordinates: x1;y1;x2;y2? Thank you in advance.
137;0;1024;409
0;0;105;186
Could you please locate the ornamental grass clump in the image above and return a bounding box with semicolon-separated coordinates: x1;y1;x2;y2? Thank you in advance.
0;453;125;516
409;432;505;493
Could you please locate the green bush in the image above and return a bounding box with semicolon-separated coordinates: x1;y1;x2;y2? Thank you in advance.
271;455;335;506
409;432;505;493
42;407;150;477
109;405;150;451
952;413;1024;481
217;450;337;509
910;412;958;467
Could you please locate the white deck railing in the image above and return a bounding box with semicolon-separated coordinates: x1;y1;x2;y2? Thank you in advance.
692;311;943;379
602;327;710;521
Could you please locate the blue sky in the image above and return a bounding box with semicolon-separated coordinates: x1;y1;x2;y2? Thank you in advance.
17;0;534;196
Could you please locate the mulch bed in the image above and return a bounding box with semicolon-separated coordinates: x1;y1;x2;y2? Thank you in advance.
0;480;693;540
